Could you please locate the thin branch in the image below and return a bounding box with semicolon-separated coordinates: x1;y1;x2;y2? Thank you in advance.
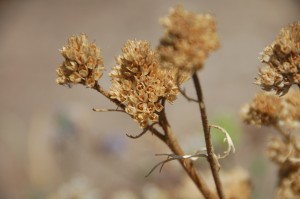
146;152;208;177
192;73;224;199
146;155;178;177
178;86;199;102
92;82;125;110
176;73;198;102
126;122;159;139
148;125;166;143
92;108;126;113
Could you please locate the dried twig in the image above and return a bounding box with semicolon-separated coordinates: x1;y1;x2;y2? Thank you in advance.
92;108;126;113
146;152;208;177
176;74;198;102
126;122;159;139
178;86;199;102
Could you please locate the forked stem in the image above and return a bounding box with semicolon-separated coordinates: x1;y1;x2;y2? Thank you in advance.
152;108;217;199
92;81;217;198
192;73;224;199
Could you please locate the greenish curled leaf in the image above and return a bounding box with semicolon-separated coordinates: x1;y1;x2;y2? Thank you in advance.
210;124;236;159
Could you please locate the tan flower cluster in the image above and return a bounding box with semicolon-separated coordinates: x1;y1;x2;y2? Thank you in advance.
157;5;219;73
241;92;282;126
243;90;300;198
56;34;104;88
267;136;300;172
241;89;300;128
109;40;182;128
277;168;300;199
255;21;300;95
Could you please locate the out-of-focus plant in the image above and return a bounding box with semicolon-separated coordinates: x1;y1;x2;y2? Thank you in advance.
242;21;300;199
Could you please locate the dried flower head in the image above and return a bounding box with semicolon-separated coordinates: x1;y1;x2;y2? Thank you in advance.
267;135;300;171
109;40;181;128
277;168;300;199
157;5;219;72
255;21;300;95
241;89;300;128
241;92;282;126
56;33;104;88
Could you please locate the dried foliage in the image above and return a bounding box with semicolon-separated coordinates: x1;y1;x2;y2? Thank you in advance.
241;89;300;129
158;5;219;73
54;5;242;199
277;168;300;199
255;22;300;95
243;23;300;197
109;40;184;128
243;89;300;198
56;34;104;88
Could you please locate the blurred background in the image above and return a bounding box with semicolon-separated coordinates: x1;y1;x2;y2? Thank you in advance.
0;0;299;198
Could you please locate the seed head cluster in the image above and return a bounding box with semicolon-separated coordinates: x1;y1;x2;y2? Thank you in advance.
267;135;300;168
157;5;219;73
256;22;300;95
242;89;300;198
267;135;300;199
109;40;181;128
277;168;300;199
56;34;104;88
241;92;282;127
241;89;300;129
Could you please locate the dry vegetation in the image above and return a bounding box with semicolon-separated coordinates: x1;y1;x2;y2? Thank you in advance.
54;5;299;199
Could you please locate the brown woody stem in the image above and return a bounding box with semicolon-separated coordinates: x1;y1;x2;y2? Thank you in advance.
92;81;217;198
192;73;224;199
92;82;125;110
152;108;216;199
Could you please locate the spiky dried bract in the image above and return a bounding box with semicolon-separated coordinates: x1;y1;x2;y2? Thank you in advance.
56;34;104;87
109;40;181;128
157;5;219;73
256;21;300;95
241;89;300;128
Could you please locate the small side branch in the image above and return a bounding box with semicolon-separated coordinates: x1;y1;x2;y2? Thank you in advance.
146;152;207;177
126;122;159;139
178;86;199;102
92;82;125;110
176;74;198;102
92;108;126;113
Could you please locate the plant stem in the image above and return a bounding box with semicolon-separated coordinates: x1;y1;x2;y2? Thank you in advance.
92;82;125;109
192;73;224;199
154;109;217;199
